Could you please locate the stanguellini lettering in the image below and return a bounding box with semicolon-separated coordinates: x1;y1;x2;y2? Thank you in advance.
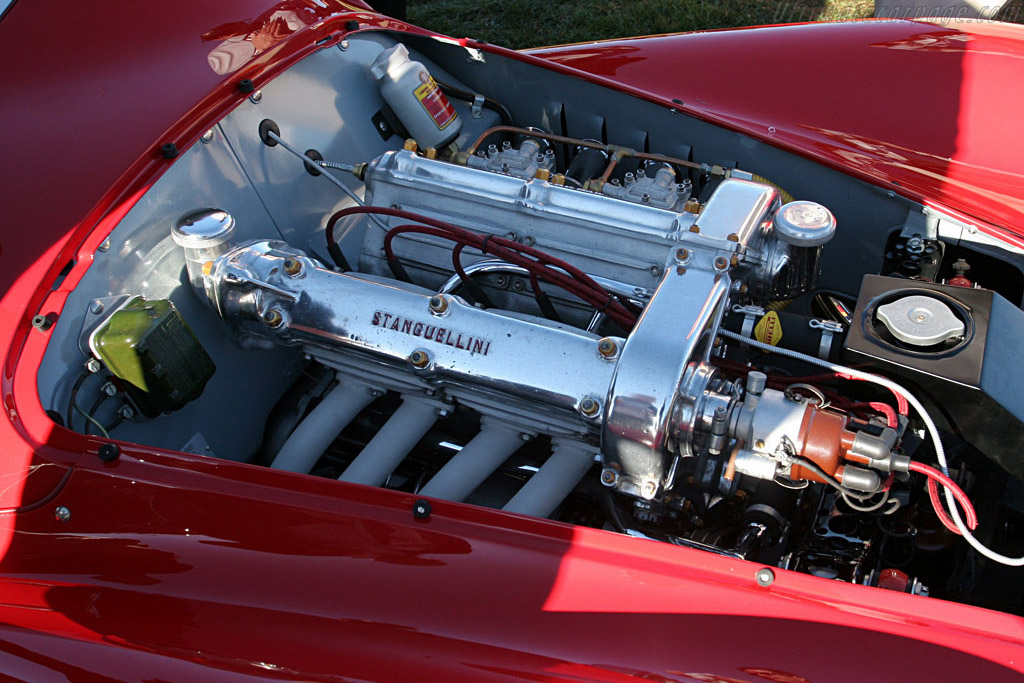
371;310;491;355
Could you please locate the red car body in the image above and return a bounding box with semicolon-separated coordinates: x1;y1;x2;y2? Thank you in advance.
1;1;1023;679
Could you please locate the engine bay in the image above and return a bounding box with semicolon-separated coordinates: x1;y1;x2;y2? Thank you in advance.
36;31;1024;613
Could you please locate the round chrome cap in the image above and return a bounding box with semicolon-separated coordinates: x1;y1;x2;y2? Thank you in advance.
773;201;836;247
172;208;235;249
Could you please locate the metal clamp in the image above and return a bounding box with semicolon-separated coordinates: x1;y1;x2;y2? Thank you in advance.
809;318;844;360
471;94;485;119
732;304;765;341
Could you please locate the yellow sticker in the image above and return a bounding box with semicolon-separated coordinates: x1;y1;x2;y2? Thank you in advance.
754;311;783;346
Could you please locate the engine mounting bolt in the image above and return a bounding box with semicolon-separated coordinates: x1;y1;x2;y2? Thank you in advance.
674;247;689;264
54;506;71;523
756;567;775;587
600;468;618;486
409;350;430;368
579;397;601;417
597;338;617;358
714;256;729;271
649;265;663;277
263;309;284;327
282;257;302;276
428;295;449;314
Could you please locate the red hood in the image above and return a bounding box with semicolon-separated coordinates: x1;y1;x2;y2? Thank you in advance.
528;20;1024;242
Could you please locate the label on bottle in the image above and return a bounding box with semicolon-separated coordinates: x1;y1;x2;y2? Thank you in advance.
413;72;457;130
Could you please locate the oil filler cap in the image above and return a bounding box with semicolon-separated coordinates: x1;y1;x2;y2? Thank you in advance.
876;295;964;346
773;201;836;247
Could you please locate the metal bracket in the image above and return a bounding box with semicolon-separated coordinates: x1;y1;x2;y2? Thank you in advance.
471;94;485;119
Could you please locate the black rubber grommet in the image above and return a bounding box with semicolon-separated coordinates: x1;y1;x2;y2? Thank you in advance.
413;499;432;519
98;443;121;462
258;119;280;147
31;314;53;332
160;143;179;159
303;149;324;176
238;78;255;93
345;20;359;31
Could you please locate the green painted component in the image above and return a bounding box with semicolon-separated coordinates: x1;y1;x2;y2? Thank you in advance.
91;297;215;417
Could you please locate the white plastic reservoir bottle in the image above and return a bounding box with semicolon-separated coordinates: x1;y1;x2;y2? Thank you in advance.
370;43;462;150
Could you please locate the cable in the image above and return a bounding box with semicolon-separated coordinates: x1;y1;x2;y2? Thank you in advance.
910;460;978;534
434;79;514;125
265;130;389;236
327;206;638;329
718;327;1024;566
73;400;109;439
65;369;91;432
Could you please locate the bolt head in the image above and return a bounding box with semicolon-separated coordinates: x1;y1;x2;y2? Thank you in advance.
249;90;262;104
649;265;663;278
409;350;430;368
756;567;775;587
600;468;618;486
428;295;449;314
89;300;105;315
579;397;601;417
339;40;350;50
640;480;658;498
263;309;284;327
282;257;302;276
714;256;729;271
674;247;689;264
597;338;617;358
54;506;71;522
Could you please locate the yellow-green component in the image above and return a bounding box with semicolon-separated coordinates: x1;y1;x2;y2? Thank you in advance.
90;297;215;418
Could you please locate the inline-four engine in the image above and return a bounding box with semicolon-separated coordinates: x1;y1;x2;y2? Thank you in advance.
192;136;901;518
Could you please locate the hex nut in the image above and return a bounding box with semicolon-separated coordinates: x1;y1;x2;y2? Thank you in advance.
409;350;430;368
579;397;601;417
597;338;618;358
428;295;449;314
282;257;302;276
263;309;283;327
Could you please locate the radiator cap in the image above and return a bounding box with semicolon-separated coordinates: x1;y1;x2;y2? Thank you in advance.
876;294;964;346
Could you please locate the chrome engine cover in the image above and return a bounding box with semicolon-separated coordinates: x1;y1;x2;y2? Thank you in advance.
205;147;836;500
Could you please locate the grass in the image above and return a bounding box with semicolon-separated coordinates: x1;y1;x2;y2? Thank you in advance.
407;0;876;49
